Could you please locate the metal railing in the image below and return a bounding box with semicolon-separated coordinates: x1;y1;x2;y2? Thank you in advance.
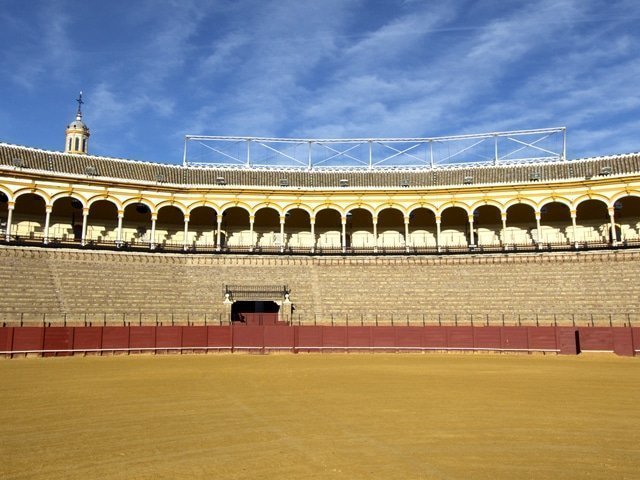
0;311;636;328
5;234;640;255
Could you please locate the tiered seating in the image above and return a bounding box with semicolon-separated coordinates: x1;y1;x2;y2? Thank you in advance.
0;246;638;326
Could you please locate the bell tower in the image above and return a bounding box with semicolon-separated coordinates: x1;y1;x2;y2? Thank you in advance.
65;92;90;154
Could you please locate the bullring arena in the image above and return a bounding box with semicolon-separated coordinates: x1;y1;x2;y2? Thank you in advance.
0;108;639;478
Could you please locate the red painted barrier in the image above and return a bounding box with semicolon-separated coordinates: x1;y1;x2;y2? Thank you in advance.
156;326;182;350
0;325;636;357
12;327;44;353
73;327;102;353
578;327;614;352
207;326;232;349
182;326;208;349
43;327;74;357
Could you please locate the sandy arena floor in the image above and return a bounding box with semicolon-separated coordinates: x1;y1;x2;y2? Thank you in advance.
0;354;638;479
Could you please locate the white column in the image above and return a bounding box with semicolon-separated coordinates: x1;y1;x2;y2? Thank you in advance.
310;218;316;253
341;217;347;253
249;216;255;252
116;211;124;245
372;216;378;252
468;215;475;246
280;217;285;253
183;215;189;251
404;216;410;253
216;216;222;251
570;211;578;247
535;211;542;246
150;215;157;249
43;206;52;244
609;207;618;244
500;212;507;246
5;203;14;242
436;217;441;252
81;208;88;246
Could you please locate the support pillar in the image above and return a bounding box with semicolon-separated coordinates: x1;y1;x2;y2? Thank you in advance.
310;218;316;253
468;215;475;247
116;211;124;246
404;217;410;253
501;212;507;246
43;206;52;244
279;217;285;253
249;216;255;252
570;211;578;247
183;215;189;251
341;217;347;254
81;208;88;246
150;215;157;249
535;211;542;247
372;216;378;253
609;207;618;244
5;203;14;242
436;218;441;252
216;216;222;251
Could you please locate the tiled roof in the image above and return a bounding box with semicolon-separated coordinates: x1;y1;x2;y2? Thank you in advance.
1;142;638;189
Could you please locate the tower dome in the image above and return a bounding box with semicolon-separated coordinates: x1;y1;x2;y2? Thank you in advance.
65;91;90;154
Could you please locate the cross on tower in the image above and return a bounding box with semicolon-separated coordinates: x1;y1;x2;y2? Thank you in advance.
76;91;84;117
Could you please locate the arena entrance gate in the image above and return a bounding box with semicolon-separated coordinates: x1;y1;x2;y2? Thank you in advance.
224;284;292;325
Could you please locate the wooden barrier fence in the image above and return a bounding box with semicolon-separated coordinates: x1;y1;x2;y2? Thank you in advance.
0;325;636;357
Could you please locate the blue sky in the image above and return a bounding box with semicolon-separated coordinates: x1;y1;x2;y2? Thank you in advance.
0;0;639;165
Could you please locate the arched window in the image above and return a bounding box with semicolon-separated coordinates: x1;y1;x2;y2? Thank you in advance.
82;138;87;152
74;137;79;151
68;138;72;150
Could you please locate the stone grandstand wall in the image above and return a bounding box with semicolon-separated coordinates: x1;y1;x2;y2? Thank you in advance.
1;245;638;326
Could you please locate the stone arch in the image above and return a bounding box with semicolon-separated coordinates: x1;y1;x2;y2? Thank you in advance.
252;202;284;216
11;192;47;239
13;188;50;205
538;196;572;211
573;193;612;210
377;207;406;249
408;207;437;249
187;200;220;216
156;205;185;246
50;191;87;208
473;204;502;246
284;207;312;250
470;199;505;215
0;185;13;203
346;207;374;249
219;201;252;217
505;203;536;245
407;202;438;218
538;201;571;245
611;190;640;205
503;197;538;212
344;203;375;218
155;200;188;216
613;195;640;242
122;201;153;244
374;203;407;217
440;206;469;247
49;195;85;241
87;195;122;210
573;199;609;243
122;197;155;212
254;206;281;250
87;199;119;243
312;204;344;217
315;207;342;250
189;205;218;247
437;202;472;216
222;206;252;248
283;203;314;218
